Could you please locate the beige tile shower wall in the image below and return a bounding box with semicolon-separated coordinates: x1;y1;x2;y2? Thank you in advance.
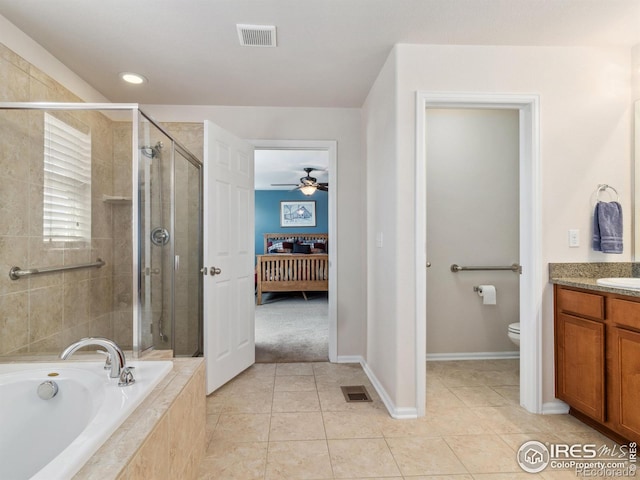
161;122;204;162
0;42;130;355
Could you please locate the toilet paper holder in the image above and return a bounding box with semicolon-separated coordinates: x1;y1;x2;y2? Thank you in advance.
473;286;494;293
474;284;497;305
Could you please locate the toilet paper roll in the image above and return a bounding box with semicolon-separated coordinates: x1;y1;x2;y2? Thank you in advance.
477;285;496;305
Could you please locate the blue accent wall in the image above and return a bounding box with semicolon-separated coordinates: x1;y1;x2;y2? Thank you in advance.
255;190;328;256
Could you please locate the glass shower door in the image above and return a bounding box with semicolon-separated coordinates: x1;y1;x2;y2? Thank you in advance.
137;113;202;357
138;119;173;353
173;146;203;356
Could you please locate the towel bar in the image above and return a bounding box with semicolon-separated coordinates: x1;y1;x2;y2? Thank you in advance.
9;258;105;280
450;263;522;274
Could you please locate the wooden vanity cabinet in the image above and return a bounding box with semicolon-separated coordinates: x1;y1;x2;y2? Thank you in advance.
554;288;606;421
554;285;640;444
609;298;640;441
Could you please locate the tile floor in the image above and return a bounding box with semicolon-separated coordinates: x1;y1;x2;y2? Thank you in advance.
197;360;625;479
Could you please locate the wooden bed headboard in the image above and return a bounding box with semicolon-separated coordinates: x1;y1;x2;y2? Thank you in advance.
263;233;328;253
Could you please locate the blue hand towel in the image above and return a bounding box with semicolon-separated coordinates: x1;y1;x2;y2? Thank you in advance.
592;201;623;254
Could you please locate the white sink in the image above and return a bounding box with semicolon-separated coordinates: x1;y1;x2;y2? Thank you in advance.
596;277;640;290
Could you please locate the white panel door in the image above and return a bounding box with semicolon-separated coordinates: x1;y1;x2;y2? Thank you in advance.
203;121;255;394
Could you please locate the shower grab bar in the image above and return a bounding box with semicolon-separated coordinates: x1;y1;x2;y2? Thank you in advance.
9;258;105;280
450;263;522;274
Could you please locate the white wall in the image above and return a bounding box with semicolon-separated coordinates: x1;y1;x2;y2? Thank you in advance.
426;108;520;355
633;45;640;101
362;49;399;403
364;43;631;411
143;105;367;359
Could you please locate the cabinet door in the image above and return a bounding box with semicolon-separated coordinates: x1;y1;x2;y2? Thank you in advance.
556;312;606;421
611;327;640;441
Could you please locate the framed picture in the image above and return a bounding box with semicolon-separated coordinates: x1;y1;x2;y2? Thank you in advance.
280;200;316;227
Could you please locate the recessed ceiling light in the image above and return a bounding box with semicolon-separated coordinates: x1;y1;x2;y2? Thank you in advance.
119;72;147;85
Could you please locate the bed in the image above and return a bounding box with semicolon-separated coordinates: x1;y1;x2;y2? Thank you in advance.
255;233;329;305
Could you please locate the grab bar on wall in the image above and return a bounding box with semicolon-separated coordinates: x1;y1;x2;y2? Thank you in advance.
9;258;105;280
450;263;522;274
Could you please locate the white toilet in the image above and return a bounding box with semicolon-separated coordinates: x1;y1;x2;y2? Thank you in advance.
508;322;520;347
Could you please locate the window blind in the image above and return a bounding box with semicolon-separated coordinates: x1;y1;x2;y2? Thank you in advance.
43;113;92;243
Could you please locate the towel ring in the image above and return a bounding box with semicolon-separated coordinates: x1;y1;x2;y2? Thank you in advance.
595;184;619;204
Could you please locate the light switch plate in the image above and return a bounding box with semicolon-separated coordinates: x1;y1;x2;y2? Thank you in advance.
568;229;580;247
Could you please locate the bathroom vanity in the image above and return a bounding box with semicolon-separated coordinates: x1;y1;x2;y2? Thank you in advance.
554;282;640;444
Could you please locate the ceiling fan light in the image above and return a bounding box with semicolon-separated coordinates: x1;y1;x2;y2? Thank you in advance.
300;185;317;196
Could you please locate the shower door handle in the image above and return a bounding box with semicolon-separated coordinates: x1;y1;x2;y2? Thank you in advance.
209;267;222;276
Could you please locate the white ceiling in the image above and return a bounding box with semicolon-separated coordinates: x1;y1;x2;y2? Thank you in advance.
1;0;639;108
255;150;329;190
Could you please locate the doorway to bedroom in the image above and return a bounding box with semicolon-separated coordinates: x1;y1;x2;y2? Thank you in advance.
253;142;337;363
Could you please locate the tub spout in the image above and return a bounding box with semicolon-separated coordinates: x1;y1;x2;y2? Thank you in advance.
61;337;126;379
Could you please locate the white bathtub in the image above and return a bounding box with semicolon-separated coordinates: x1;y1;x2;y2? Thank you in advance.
0;360;173;480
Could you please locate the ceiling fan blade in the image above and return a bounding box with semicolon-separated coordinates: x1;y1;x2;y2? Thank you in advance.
317;185;329;191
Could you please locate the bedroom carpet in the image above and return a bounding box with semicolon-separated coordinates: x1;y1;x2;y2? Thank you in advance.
255;292;329;363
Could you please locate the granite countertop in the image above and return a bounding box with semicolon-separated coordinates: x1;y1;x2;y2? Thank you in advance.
550;277;640;297
549;262;640;297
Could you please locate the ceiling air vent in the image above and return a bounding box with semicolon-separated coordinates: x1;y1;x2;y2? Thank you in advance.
237;24;277;47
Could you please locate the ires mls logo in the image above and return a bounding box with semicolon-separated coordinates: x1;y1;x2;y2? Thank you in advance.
549;443;598;458
517;441;550;473
518;440;638;475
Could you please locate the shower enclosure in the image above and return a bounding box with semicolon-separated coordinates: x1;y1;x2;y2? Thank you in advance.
0;103;202;358
138;113;203;356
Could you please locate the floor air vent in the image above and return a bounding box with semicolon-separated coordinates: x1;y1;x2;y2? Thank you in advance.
236;24;277;47
341;385;372;403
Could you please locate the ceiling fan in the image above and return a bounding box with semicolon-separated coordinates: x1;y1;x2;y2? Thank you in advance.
271;167;328;196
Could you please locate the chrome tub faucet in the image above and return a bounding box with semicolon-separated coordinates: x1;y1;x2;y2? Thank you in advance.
60;337;133;385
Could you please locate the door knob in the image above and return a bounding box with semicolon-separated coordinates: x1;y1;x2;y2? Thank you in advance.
426;262;431;268
200;267;208;275
210;267;222;276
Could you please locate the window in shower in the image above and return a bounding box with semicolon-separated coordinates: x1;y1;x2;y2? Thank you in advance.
43;112;92;243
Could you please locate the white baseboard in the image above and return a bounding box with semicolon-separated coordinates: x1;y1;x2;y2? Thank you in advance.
360;360;418;419
542;399;570;415
336;355;418;419
426;351;520;361
335;355;364;364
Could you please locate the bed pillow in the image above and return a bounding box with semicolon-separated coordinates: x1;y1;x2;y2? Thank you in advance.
293;243;311;254
313;242;326;251
267;241;282;253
